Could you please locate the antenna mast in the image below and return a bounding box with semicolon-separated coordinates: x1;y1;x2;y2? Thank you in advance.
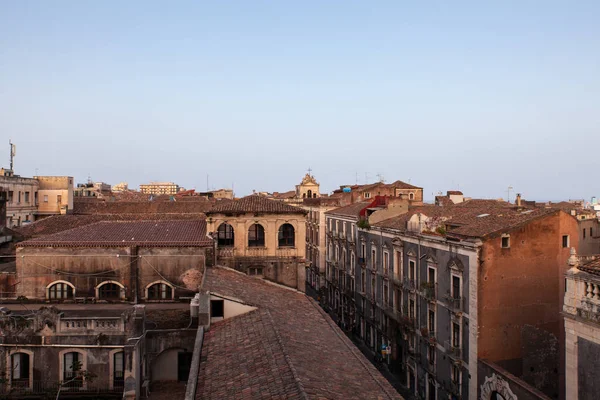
9;140;15;171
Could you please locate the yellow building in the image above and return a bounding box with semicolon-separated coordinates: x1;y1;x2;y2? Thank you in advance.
34;176;74;217
139;182;180;195
206;195;307;291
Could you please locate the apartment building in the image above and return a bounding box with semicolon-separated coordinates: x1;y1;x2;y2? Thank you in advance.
139;181;180;195
0;168;39;228
35;176;74;217
324;199;579;399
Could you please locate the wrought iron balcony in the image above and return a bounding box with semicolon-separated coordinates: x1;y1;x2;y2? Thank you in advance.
402;278;416;292
445;294;463;313
420;282;437;302
444;340;462;360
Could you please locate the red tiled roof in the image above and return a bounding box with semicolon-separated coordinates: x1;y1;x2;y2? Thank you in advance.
446;190;463;195
373;199;561;239
325;201;371;218
272;190;296;199
435;196;453;207
18;220;213;247
196;309;305;400
577;256;600;276
206;195;306;215
201;267;402;400
73;199;214;215
14;213;206;238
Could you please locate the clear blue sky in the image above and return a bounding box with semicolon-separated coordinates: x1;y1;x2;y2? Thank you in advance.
1;1;598;201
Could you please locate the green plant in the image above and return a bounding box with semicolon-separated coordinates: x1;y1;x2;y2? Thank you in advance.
357;219;370;230
435;226;447;235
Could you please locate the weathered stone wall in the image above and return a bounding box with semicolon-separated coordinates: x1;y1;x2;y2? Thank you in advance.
221;257;306;291
478;359;552;400
138;247;206;299
16;246;133;300
577;337;600;400
521;324;559;398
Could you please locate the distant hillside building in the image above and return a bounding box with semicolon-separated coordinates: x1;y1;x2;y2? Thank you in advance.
139;181;180;196
111;182;128;192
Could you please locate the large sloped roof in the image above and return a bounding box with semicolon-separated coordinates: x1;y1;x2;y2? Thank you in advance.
198;267;402;400
18;220;212;247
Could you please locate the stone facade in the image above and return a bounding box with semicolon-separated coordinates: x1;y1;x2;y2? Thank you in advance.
0;303;197;400
0;170;39;228
321;200;580;400
14;245;207;302
206;195;308;291
35;176;74;217
563;254;600;400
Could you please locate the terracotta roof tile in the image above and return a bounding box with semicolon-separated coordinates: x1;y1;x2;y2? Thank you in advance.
196;309;304;400
373;199;560;239
14;213;206;238
201;267;402;400
18;220;213;247
206;195;306;215
325;202;371;218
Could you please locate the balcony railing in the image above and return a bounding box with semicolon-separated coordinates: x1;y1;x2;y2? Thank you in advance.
445;340;462;360
0;380;124;395
399;314;416;331
402;278;416;292
358;257;366;266
447;380;461;397
445;295;463;313
420;282;437;302
392;272;402;286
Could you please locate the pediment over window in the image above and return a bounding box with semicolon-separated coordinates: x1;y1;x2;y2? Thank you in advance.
406;249;417;257
448;259;464;272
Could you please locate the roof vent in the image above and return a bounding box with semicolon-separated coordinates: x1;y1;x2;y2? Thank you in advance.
477;213;490;218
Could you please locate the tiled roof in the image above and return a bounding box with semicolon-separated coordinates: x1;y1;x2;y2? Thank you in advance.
578;256;600;276
196;309;305;400
373;199;561;239
18;220;213;247
434;196;453;207
446;190;463;195
206;195;306;215
325;201;371;218
272;190;296;199
73;199;214;215
200;267;402;400
14;213;206;238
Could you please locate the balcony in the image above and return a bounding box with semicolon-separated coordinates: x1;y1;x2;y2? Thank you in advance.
444;340;462;361
399;314;416;331
402;278;416;292
420;282;437;302
445;294;463;314
0;381;124;396
358;257;366;266
427;360;436;375
420;327;436;344
383;303;397;319
391;272;402;286
447;380;461;398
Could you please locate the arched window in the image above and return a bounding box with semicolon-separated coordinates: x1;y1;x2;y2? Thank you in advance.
278;223;295;247
48;281;74;300
409;192;414;200
11;352;30;388
217;223;234;247
98;282;122;300
63;352;83;388
248;224;265;247
147;282;173;300
113;352;124;389
307;190;312;198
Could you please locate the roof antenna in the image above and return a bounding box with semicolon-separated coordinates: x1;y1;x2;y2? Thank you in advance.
9;140;15;172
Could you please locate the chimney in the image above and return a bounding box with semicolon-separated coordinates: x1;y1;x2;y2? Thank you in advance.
516;193;522;207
